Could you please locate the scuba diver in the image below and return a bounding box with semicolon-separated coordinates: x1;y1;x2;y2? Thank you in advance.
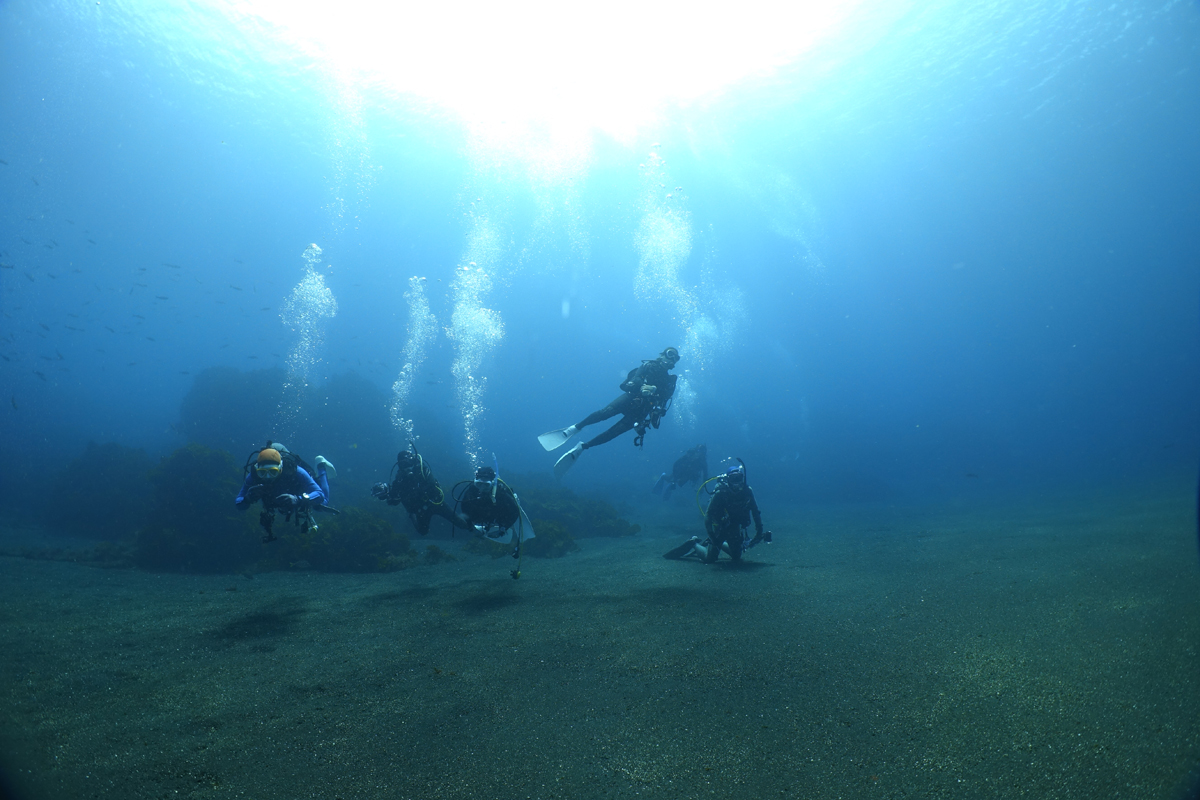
663;459;771;563
539;346;680;479
453;462;537;579
652;443;708;501
236;442;338;542
371;444;473;536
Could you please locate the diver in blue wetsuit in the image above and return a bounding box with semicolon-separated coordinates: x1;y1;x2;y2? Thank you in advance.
236;442;336;541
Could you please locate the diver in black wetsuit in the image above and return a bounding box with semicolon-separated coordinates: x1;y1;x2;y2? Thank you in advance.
653;443;708;500
456;466;522;538
539;347;680;478
371;445;473;536
664;461;771;563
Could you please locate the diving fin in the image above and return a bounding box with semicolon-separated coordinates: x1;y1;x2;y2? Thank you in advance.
651;472;668;496
553;443;584;480
517;501;535;541
663;536;700;560
538;424;578;451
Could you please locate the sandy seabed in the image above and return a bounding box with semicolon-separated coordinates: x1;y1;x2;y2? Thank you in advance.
1;480;1198;800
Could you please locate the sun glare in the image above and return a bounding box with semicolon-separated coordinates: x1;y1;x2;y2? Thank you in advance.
231;0;860;141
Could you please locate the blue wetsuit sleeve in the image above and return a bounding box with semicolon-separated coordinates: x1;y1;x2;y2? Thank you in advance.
295;468;326;506
235;474;256;508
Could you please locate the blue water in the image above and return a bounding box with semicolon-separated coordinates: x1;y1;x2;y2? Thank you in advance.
1;0;1198;509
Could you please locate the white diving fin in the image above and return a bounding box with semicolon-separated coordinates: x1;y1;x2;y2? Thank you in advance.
538;424;578;451
517;501;535;541
553;443;583;480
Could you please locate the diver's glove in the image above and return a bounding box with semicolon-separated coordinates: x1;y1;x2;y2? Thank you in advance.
371;482;390;500
641;383;657;397
275;493;301;510
246;484;267;501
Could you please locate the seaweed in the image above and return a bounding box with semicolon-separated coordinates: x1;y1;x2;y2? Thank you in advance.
44;441;153;540
258;506;417;573
521;519;579;558
422;544;455;565
513;473;640;539
133;444;259;573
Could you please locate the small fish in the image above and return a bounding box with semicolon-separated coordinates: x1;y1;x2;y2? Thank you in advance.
0;263;12;269
133;282;148;287
127;362;136;366
68;313;79;318
146;336;156;341
20;237;31;244
230;285;242;291
38;323;49;331
0;354;9;362
0;159;7;165
155;295;169;300
260;306;271;311
47;273;57;279
87;239;96;244
65;219;74;224
33;371;46;381
233;259;243;264
137;267;147;272
132;314;145;319
163;263;181;269
65;326;82;331
104;326;115;333
10;395;16;410
55;350;64;359
23;272;33;281
31;177;39;186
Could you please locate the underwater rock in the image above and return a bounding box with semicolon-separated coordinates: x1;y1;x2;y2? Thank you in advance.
177;367;287;456
45;441;153;540
133;444;259;573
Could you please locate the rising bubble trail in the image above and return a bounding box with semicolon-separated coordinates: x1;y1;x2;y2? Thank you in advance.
277;244;338;439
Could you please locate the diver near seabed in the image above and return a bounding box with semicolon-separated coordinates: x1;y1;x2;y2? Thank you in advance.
452;462;537;579
653;443;708;500
236;441;339;542
539;346;680;479
371;443;473;536
663;459;772;563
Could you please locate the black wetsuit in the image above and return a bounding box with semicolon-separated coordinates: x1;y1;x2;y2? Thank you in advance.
703;482;764;563
381;457;472;535
576;358;678;449
459;482;521;535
